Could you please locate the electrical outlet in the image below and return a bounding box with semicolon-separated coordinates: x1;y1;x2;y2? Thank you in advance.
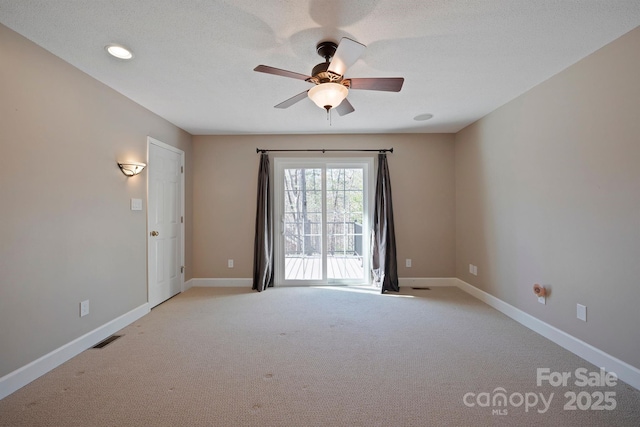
577;304;587;321
80;300;89;317
469;264;478;276
406;259;412;268
228;259;234;268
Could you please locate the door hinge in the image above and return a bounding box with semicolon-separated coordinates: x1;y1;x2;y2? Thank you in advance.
181;266;184;274
181;216;183;223
181;166;184;173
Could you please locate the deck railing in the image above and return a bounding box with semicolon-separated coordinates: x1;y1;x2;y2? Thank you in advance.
284;220;363;256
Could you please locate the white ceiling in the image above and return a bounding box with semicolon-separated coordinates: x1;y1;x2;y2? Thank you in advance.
1;1;639;135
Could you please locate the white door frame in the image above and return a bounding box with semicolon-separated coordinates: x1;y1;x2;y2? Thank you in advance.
147;136;185;305
273;157;374;286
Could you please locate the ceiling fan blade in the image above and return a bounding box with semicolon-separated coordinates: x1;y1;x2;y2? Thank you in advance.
274;91;309;109
254;65;311;81
328;37;366;76
348;77;404;92
335;98;355;116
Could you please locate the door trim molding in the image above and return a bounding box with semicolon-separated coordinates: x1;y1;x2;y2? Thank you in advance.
147;137;185;304
273;157;374;286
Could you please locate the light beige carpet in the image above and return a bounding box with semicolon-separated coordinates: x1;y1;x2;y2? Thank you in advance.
1;286;638;426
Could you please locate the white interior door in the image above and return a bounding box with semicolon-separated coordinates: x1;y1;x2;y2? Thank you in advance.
274;157;373;286
148;138;184;308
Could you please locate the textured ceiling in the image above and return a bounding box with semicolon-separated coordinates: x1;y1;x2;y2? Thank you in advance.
1;1;639;135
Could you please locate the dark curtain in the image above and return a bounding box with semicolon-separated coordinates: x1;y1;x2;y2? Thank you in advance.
252;153;274;291
371;153;399;293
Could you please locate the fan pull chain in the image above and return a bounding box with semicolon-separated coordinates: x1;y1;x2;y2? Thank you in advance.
323;105;333;126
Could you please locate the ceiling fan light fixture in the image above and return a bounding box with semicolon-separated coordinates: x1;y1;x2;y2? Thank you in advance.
308;83;348;111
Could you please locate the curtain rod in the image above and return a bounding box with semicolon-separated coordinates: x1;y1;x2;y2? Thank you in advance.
256;148;393;154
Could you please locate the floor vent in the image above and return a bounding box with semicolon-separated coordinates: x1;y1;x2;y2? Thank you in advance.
92;335;122;349
411;287;431;290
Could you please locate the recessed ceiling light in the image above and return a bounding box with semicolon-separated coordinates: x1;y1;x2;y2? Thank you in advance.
105;44;134;60
413;113;434;121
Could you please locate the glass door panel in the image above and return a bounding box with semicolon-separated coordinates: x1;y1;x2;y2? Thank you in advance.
326;168;365;281
283;168;323;281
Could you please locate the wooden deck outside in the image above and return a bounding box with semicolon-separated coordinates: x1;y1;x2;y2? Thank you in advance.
285;255;365;281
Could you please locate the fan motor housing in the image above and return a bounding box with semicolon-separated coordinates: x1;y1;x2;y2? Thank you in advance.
309;63;343;84
308;41;344;84
311;61;330;77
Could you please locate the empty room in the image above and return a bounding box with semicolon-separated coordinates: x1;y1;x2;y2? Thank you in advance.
1;1;639;426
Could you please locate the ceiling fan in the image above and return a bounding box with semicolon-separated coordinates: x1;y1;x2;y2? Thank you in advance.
254;37;404;116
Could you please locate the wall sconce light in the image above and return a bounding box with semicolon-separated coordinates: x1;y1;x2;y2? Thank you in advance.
118;162;146;176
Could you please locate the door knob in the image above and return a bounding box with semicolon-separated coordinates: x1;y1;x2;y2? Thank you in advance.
150;231;159;236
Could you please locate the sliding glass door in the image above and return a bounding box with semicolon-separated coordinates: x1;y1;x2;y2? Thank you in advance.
274;158;373;286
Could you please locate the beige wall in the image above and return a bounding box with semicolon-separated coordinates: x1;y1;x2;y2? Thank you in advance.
3;15;638;386
0;24;192;377
192;134;456;280
455;26;640;368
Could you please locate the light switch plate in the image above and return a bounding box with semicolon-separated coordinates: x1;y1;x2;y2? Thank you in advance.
131;198;143;211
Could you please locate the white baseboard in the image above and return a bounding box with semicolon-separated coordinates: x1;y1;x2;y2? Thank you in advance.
190;277;457;289
4;278;637;399
400;277;457;287
0;303;149;400
189;278;253;287
455;278;640;391
183;278;194;291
